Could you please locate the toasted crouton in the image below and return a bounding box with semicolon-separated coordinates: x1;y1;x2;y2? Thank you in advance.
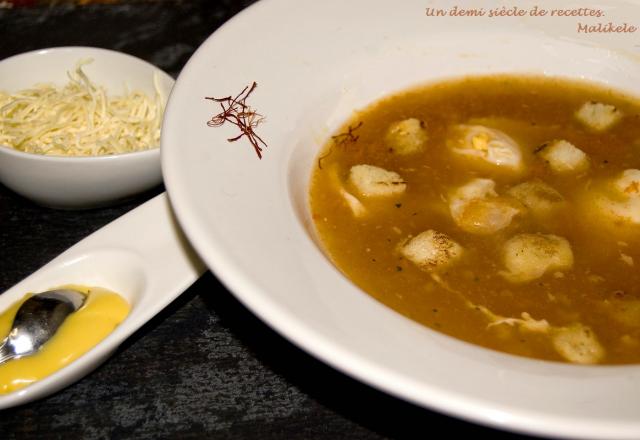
400;230;463;272
614;169;640;197
385;118;428;155
552;324;604;364
451;178;497;201
449;178;521;234
348;164;406;197
507;180;565;217
537;140;589;174
593;197;640;226
501;233;574;283
591;169;640;226
453;199;521;235
575;101;622;131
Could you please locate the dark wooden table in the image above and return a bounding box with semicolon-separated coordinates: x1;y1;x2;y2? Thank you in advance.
0;2;538;438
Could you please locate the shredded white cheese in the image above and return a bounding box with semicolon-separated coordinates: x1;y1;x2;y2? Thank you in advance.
0;59;165;156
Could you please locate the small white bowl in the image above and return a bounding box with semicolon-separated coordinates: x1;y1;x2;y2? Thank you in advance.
0;47;174;209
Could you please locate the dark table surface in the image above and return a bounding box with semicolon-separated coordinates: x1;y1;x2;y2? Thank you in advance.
0;2;541;438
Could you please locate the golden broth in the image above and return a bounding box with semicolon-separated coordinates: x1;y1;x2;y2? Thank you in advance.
309;75;640;365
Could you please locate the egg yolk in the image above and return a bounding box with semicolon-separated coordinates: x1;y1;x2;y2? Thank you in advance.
0;286;130;394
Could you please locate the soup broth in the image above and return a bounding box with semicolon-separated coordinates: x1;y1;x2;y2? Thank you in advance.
309;75;640;365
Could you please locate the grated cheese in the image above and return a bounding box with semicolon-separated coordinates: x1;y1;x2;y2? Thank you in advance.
0;59;165;156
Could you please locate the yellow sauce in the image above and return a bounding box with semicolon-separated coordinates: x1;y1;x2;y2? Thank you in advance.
0;286;130;394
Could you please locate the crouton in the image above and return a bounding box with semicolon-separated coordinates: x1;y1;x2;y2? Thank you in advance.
453;199;521;235
575;101;622;132
507;180;565;217
614;169;640;197
597;199;640;226
537;140;589;173
447;124;523;172
501;233;574;283
452;177;497;201
385;118;428;155
591;169;640;226
552;324;605;364
348;164;406;197
620;253;634;267
400;230;463;272
449;178;521;234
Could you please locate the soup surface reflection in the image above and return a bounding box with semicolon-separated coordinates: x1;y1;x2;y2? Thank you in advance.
309;75;640;364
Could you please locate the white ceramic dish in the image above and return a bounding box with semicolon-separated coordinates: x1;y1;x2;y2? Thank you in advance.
162;0;640;438
0;47;174;209
0;193;204;409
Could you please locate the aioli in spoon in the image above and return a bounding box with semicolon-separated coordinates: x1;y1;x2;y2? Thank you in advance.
0;286;130;394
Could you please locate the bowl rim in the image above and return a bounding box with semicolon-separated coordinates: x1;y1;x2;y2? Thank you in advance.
0;45;168;74
162;0;640;437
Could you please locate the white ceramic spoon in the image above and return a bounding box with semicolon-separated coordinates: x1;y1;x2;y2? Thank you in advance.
0;192;204;409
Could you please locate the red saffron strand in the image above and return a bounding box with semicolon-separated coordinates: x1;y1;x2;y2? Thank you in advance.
317;121;363;170
205;82;267;159
331;121;363;147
